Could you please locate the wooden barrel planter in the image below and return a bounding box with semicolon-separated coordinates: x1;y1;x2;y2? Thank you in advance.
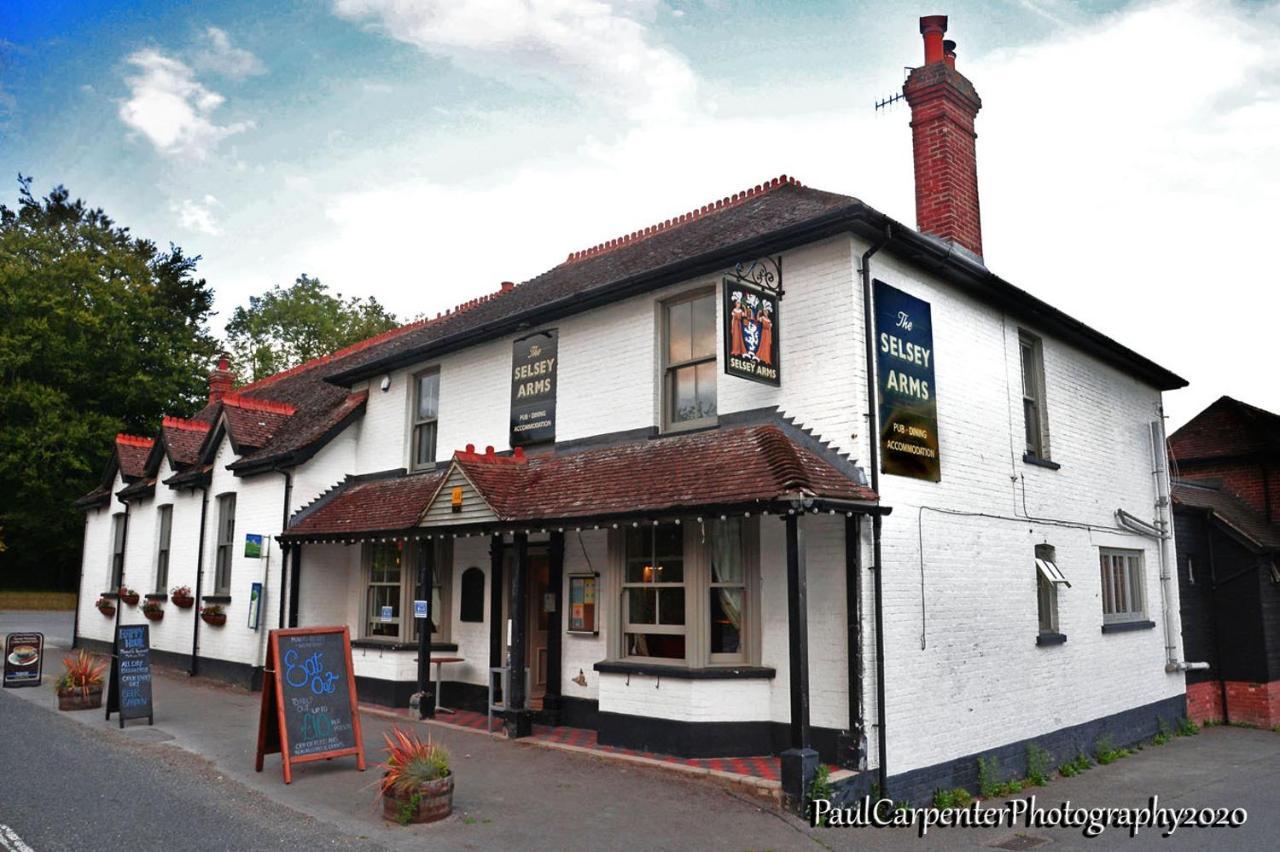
57;686;103;712
381;774;454;825
172;594;195;609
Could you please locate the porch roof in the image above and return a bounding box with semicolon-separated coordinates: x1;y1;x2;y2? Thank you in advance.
281;422;879;542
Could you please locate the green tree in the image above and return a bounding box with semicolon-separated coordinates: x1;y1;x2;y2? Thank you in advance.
225;275;398;382
0;176;218;591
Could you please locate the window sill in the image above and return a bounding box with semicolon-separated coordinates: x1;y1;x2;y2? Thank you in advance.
1101;619;1156;634
101;592;120;600
1036;631;1067;646
202;594;232;604
144;593;168;602
655;421;719;439
352;639;459;653
1023;453;1061;471
593;660;776;680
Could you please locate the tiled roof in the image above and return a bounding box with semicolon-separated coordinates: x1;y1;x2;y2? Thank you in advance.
283;422;876;539
286;471;447;539
160;416;212;468
453;424;877;523
1169;396;1280;464
115;435;153;480
1173;480;1280;551
228;390;368;472
221;394;297;452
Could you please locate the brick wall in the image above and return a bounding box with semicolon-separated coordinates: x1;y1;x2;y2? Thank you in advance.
1187;679;1280;728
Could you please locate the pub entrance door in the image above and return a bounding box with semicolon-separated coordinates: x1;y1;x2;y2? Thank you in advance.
503;546;551;710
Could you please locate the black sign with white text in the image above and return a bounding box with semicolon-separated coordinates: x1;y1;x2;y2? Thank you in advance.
3;632;43;688
510;328;558;447
874;280;942;481
106;623;153;726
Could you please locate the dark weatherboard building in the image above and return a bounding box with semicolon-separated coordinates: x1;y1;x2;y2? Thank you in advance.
74;16;1194;806
1169;396;1280;728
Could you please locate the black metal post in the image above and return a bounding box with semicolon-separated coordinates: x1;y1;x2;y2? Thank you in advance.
287;544;302;628
488;535;504;680
543;531;565;726
416;540;436;719
506;532;532;738
839;514;864;769
780;513;818;813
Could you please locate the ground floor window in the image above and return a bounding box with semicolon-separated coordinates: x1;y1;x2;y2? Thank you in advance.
1034;543;1069;635
619;518;756;666
362;539;452;642
1099;548;1145;624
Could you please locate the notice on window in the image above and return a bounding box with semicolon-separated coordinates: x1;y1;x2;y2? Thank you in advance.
510;328;558;447
874;280;941;482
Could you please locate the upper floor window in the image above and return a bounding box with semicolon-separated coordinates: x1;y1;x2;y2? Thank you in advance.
1019;331;1051;460
663;290;717;431
412;368;441;469
109;513;126;590
214;494;236;595
154;505;173;594
1099;548;1145;624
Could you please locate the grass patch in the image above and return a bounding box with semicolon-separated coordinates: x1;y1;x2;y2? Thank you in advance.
1026;742;1052;787
1176;717;1201;736
977;755;1001;798
1094;734;1130;765
932;787;973;809
0;590;77;610
1152;717;1172;745
1058;752;1092;777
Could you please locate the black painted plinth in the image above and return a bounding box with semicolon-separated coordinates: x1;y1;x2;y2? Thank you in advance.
780;747;819;814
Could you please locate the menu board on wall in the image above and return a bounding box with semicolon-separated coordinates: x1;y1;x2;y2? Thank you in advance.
510;328;558;447
567;574;598;634
874;279;942;482
255;627;365;784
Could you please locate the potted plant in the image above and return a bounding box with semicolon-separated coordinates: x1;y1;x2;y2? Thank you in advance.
378;727;453;825
170;585;195;608
141;599;164;621
96;596;116;617
118;586;140;606
55;650;107;711
200;604;226;626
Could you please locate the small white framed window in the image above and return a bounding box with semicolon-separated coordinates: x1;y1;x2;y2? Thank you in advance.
411;368;440;470
213;494;236;595
1099;548;1146;624
662;289;717;432
1034;544;1069;636
108;513;126;590
154;505;173;594
1019;331;1051;460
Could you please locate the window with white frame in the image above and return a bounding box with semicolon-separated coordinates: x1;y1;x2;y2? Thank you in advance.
155;505;173;594
214;494;236;595
1099;548;1146;623
362;540;452;642
620;518;756;665
1034;543;1070;636
109;513;126;590
662;290;717;431
1019;331;1051;460
411;368;440;470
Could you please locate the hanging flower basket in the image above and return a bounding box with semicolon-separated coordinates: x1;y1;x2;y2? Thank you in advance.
200;604;226;626
170;586;195;608
95;598;116;617
142;601;164;621
118;587;140;606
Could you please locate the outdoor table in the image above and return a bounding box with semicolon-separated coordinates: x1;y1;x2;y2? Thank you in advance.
430;656;464;714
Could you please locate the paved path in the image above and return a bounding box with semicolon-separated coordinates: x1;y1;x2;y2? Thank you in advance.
3;612;1276;850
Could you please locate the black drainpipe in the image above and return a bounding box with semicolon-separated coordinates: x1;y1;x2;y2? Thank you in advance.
277;469;293;629
859;225;892;797
111;500;132;642
189;485;210;676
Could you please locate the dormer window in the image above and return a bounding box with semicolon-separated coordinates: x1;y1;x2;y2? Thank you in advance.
412;368;440;469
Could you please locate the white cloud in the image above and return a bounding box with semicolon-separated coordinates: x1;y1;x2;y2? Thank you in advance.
192;27;266;80
172;195;222;235
330;0;697;122
118;48;253;158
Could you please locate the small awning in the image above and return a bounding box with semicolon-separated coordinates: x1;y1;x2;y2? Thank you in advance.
1036;557;1070;587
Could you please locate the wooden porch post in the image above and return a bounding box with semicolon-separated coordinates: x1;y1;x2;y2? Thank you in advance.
507;532;533;737
543;531;565;726
780;512;818;813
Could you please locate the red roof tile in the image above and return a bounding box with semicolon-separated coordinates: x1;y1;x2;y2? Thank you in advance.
115;435;153;480
287;471;447;538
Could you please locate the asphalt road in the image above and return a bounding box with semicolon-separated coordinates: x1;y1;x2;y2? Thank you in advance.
0;689;387;852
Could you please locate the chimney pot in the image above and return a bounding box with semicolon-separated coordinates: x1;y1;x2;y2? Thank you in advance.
919;14;948;64
943;39;957;69
208;353;235;404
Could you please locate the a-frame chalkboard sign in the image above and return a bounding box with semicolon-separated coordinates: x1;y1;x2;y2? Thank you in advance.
106;623;153;728
255;626;365;784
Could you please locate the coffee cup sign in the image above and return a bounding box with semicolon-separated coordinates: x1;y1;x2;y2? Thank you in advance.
3;632;44;688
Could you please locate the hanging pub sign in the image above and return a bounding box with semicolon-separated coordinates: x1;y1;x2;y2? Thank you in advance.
106;623;153;727
510;328;558;447
256;626;365;784
723;279;780;386
3;632;44;688
874;280;942;482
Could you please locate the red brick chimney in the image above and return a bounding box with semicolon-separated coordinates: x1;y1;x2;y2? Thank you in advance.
903;15;984;259
208;353;235;404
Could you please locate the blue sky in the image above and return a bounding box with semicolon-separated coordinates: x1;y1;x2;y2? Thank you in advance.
2;1;1278;427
